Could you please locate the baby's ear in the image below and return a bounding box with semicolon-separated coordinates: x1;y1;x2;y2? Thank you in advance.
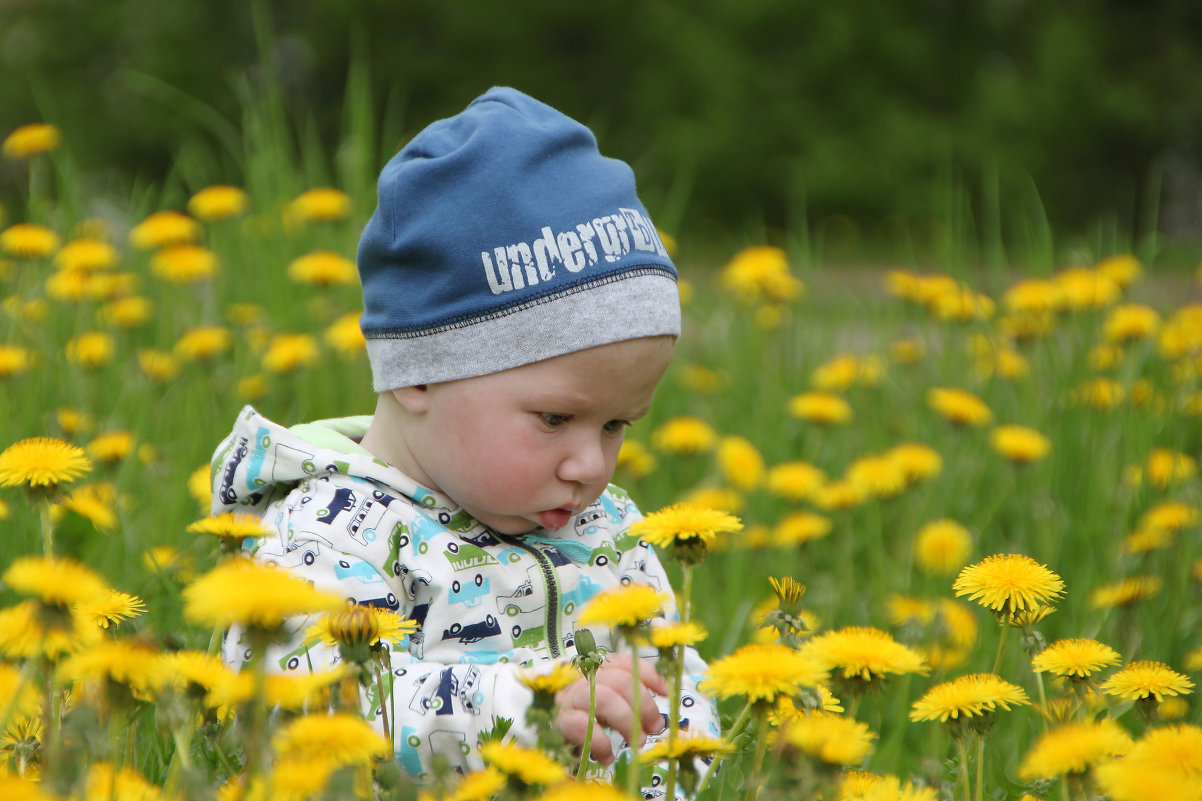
391;385;430;413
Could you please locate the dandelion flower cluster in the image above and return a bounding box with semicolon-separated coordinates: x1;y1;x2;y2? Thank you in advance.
1101;660;1194;701
802;626;928;683
182;558;344;629
628;502;743;553
578;584;668;630
1031;638;1121;678
1018;719;1132;780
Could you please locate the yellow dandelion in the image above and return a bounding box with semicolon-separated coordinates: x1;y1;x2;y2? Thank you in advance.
75;589;146;630
65;331;115;368
1104;303;1161;343
181;558;344;630
479;740;566;785
914;519;972;575
287;251;358;287
1002;278;1065;314
268;756;339;801
909;672;1030;723
142;546;195;581
272;712;389;765
629;502;743;554
187;512;270;541
651;416;717;454
885;269;923;302
174;325;232;361
325;311;367;355
765;461;826;502
788;391;852;424
716;435;765;489
677;363;724;394
188;185;249;220
813;479;867;511
937;598;980;651
1089;575;1162;609
262;333;319;373
83;762;169;801
519;661;579;694
155;650;235;697
237;373;268;401
990;424;1051;463
3;296;49;323
890;337;925;364
0;437;91;488
54;237;119;272
704;642;829;703
578;584;668;629
720;245;803;303
1032;639;1121;678
927;387;992;426
129;210;201;249
1140;500;1200;533
55;407;93;436
803;626;928;683
775;709;876;765
772;511;832;546
99;295;153;329
287;187;352;222
649;620;708;650
1054;266;1121;310
0;344;34;378
844;453;907;499
137;349;181;382
953;553;1065;615
449;768;508;801
86;430;134;463
616;439;656;478
306;605;416;649
1144;448;1197;489
679;485;744;514
1123;527;1175;555
3;555;111;608
641;733;733;764
1019;719;1133;780
887;442;943;483
839;771;938;801
1095;723;1202;800
1101;660;1194;702
3;123;62;158
1095;253;1143;288
811;353;882;391
1;223;59;258
50;480;119;531
59;638;163;696
0;598;102;659
150;243;218;283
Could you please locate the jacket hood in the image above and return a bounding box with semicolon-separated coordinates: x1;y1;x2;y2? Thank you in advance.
210;405;454;517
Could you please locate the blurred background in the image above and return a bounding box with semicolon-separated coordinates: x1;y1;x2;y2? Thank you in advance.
3;0;1202;267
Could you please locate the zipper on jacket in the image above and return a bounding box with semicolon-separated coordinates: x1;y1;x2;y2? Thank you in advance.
497;534;561;658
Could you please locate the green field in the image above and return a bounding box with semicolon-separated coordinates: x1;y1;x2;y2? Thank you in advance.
3;109;1202;801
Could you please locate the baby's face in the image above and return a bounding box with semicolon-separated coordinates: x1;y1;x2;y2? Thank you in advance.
399;336;674;535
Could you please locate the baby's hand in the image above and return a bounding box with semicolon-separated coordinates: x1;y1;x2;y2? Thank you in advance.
555;653;667;765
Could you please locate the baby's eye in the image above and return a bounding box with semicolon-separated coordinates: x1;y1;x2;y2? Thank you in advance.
540;413;571;427
603;419;631;434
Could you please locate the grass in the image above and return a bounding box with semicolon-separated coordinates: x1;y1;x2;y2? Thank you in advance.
3;81;1202;800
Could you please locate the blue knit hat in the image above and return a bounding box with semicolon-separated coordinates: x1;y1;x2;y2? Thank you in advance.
357;87;680;391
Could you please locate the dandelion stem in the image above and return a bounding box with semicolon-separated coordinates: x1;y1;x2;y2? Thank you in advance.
575;668;599;781
742;707;769;801
39;499;55;557
954;735;972;801
974;733;985;801
627;640;643;800
694;699;755;799
374;664;392;745
991;623;1010;674
664;564;694;801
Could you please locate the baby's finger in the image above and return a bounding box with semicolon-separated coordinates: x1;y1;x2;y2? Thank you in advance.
556;708;616;765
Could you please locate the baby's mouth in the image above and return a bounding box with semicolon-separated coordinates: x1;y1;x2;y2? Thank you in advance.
535;508;574;530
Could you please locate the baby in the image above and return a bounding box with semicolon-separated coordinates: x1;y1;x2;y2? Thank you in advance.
211;86;718;786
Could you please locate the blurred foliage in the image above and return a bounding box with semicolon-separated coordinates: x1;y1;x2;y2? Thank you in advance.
3;0;1202;259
